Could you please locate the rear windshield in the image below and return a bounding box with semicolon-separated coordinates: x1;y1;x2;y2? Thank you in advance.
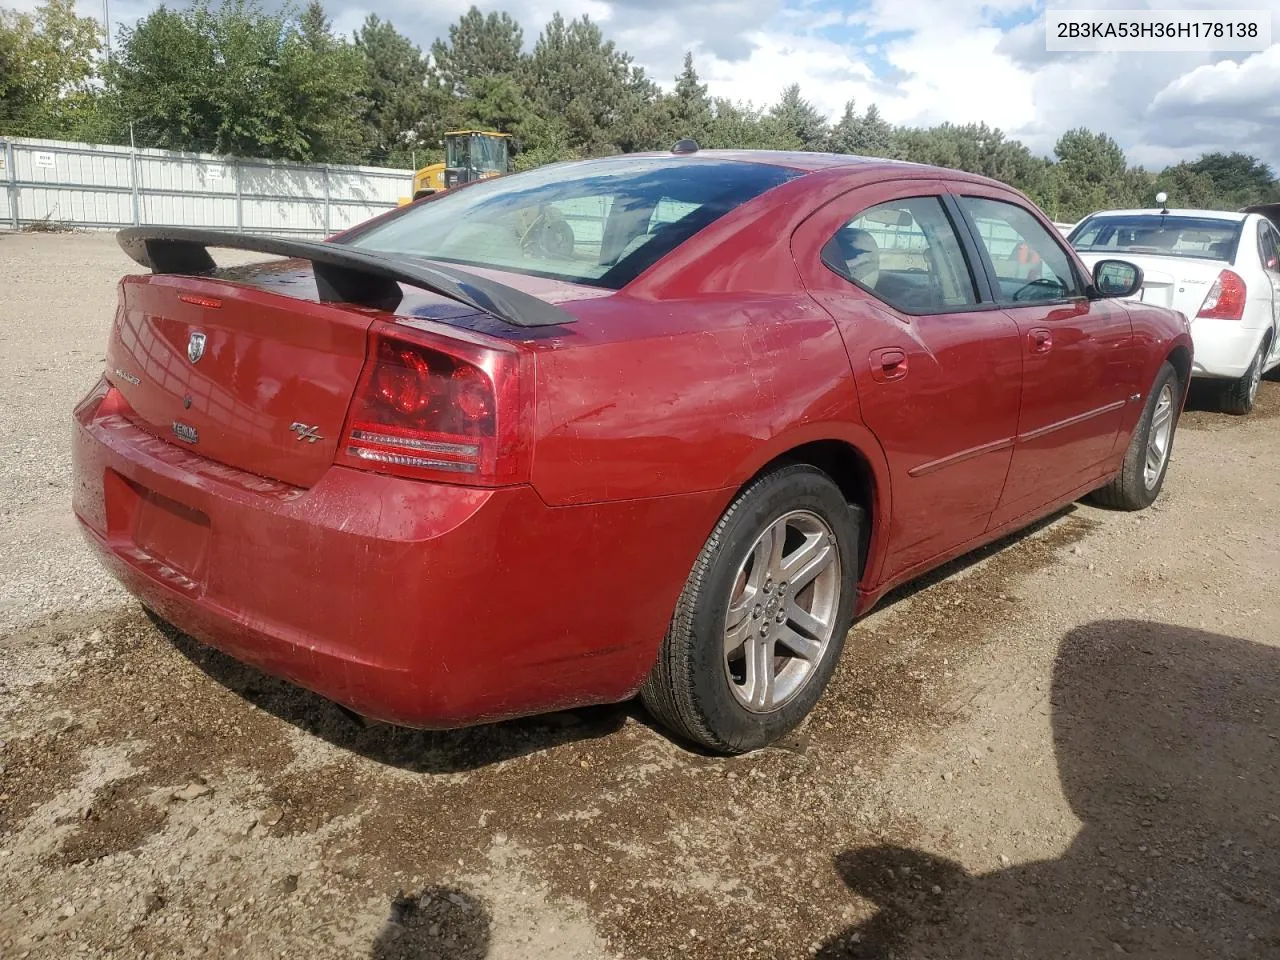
1069;215;1243;262
343;157;800;289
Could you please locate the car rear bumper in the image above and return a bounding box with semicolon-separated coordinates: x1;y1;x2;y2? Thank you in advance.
73;381;718;727
1190;319;1266;379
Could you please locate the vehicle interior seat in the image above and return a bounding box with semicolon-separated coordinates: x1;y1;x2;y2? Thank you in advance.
834;227;881;289
1207;239;1234;260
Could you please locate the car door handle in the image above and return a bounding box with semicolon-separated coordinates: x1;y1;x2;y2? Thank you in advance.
870;347;908;382
1028;328;1053;354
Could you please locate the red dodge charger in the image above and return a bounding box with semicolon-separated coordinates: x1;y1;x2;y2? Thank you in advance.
72;147;1192;752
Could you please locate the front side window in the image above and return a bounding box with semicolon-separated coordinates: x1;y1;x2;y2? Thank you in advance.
961;196;1083;303
821;196;977;314
346;157;799;289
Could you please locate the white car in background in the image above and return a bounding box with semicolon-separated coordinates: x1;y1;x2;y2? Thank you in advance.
1069;204;1280;414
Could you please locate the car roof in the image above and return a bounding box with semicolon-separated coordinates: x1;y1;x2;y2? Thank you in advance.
1081;208;1249;222
580;149;1021;189
670;149;915;172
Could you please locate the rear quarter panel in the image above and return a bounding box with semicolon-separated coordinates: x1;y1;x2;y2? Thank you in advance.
529;293;861;505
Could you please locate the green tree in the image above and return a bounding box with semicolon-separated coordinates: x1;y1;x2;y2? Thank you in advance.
0;0;103;138
431;6;524;100
355;14;431;165
1153;162;1220;209
767;83;827;150
704;99;788;150
825;100;893;157
856;105;894;157
667;51;711;144
525;13;658;155
1184;152;1278;207
1049;127;1132;219
104;0;367;162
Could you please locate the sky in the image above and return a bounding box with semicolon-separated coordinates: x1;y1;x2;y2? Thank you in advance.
28;0;1280;172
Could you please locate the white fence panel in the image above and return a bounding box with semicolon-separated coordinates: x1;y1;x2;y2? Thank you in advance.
0;136;413;237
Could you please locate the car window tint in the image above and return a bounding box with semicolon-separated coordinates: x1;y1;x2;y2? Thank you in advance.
960;196;1083;303
346;157;800;290
820;196;977;314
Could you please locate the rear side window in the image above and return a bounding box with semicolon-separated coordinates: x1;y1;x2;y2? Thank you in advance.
345;157;800;290
960;196;1082;303
1071;214;1243;263
1258;222;1280;275
821;197;977;314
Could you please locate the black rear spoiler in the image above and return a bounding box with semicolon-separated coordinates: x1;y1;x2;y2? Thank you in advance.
116;226;575;329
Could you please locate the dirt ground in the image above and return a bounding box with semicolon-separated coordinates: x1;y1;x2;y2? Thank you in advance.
1;231;1278;960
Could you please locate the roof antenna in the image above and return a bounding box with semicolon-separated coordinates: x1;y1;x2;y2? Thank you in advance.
671;138;700;155
1155;191;1169;215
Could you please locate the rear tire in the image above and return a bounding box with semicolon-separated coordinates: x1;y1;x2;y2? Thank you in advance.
1220;339;1267;415
640;464;860;753
1091;362;1180;511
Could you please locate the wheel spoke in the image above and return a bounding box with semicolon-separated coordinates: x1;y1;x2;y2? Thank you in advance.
786;597;829;641
759;522;786;582
743;637;775;710
782;535;834;592
777;621;823;662
724;601;753;656
1152;404;1172;432
750;525;779;589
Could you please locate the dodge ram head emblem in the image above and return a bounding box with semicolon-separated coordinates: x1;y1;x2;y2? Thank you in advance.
187;331;207;364
289;421;323;443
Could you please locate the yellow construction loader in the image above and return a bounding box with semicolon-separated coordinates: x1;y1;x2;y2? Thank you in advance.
402;130;513;204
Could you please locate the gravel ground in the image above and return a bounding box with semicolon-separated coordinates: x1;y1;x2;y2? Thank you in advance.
1;231;1278;959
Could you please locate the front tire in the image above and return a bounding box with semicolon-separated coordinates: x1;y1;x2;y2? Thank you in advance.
1092;362;1180;511
1220;339;1266;415
640;464;861;753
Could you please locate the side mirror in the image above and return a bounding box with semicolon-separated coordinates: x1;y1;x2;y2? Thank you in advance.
1093;259;1144;299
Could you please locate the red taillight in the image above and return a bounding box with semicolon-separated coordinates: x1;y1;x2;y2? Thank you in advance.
337;320;531;485
1197;270;1247;320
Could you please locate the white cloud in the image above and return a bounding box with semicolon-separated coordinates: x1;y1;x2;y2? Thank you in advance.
1151;45;1280;114
15;0;1280;171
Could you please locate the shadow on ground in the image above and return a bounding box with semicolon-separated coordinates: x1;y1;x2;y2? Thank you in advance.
151;616;630;775
150;507;1083;771
817;620;1280;958
869;507;1080;612
371;887;492;960
1182;378;1280;428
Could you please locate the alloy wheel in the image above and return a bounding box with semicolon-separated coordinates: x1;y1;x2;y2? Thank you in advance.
1144;382;1175;490
722;510;842;713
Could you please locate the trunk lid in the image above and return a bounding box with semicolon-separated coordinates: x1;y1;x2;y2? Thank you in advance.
106;265;377;488
1075;251;1225;318
105;244;598;488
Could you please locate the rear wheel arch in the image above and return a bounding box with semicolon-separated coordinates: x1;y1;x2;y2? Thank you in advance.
1166;344;1192;399
731;437;886;588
